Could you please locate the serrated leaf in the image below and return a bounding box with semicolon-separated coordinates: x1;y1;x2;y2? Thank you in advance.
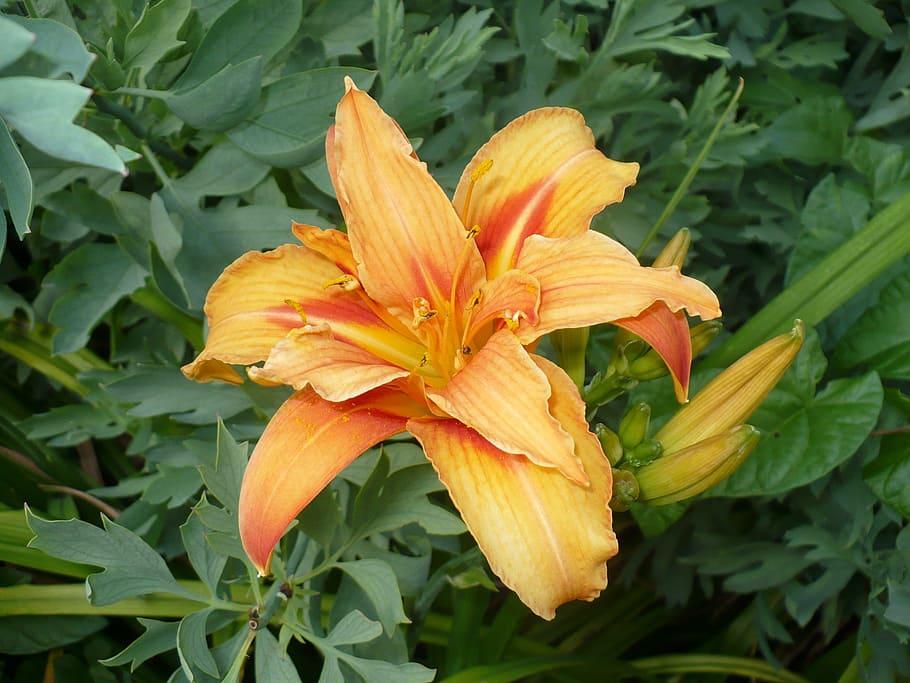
101;618;179;671
104;367;252;424
255;628;302;683
168;56;262;132
177;608;219;680
334;560;409;635
124;0;192;74
0;116;33;237
180;512;226;594
199;421;249;514
228;67;376;167
25;508;194;605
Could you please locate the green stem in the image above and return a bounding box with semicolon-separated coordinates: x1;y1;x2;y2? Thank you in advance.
0;331;89;396
130;284;204;351
21;0;39;17
707;190;910;366
636;77;744;257
91;95;192;169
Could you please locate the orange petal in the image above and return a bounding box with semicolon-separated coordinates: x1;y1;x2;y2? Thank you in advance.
239;387;417;574
426;329;588;485
464;269;540;344
616;303;692;403
515;232;721;343
182;245;426;384
453;107;639;278
249;325;410;402
409;359;616;619
332;78;484;316
291;222;357;274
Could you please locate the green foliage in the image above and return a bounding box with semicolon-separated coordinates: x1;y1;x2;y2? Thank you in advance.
0;0;909;681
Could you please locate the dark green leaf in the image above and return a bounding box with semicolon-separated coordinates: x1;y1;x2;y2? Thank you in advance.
0;615;106;655
168;57;263;131
25;508;194;605
255;627;302;683
228;67;377;167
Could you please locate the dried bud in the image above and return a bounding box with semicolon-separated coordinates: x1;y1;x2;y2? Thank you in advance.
637;425;761;505
610;468;640;511
594;423;623;466
655;320;804;454
619;402;651;450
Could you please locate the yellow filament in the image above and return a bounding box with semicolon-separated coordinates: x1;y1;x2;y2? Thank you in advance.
283;299;307;324
460;159;493;224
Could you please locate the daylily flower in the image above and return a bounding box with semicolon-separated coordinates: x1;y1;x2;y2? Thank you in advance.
182;78;721;619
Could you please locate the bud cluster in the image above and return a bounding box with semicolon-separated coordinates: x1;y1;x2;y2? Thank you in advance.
600;320;804;510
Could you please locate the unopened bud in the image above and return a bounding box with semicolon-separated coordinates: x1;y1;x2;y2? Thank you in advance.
652;228;691;269
619;402;650;450
637;425;760;505
655;321;804;454
594;423;623;465
690;320;722;357
625;439;662;467
610;469;640;511
551;327;589;389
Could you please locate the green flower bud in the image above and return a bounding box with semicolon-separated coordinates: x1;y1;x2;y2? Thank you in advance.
655;321;803;454
610;468;640;512
652;227;691;269
594;423;623;466
551;327;589;389
624;439;662;467
619;402;650;450
637;425;761;505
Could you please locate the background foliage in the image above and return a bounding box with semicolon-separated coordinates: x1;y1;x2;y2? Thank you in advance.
0;0;909;681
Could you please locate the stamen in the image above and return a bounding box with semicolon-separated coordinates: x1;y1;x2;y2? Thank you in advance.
460;159;493;224
322;274;360;291
471;159;494;183
284;299;308;324
411;298;438;329
466;224;481;239
467;290;482;310
417;353;429;368
502;311;522;331
461;345;472;355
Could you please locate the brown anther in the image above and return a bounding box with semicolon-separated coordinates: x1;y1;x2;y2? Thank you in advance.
461;345;472;355
466;224;481;239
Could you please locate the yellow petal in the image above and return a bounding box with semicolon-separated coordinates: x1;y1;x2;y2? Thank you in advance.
239;387;418;574
249;325;410;402
291;222;357;274
464;269;540;345
426;329;588;485
332;78;484;317
182;245;426;385
409;356;616;619
615;303;692;403
453;107;639;278
515;232;721;344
